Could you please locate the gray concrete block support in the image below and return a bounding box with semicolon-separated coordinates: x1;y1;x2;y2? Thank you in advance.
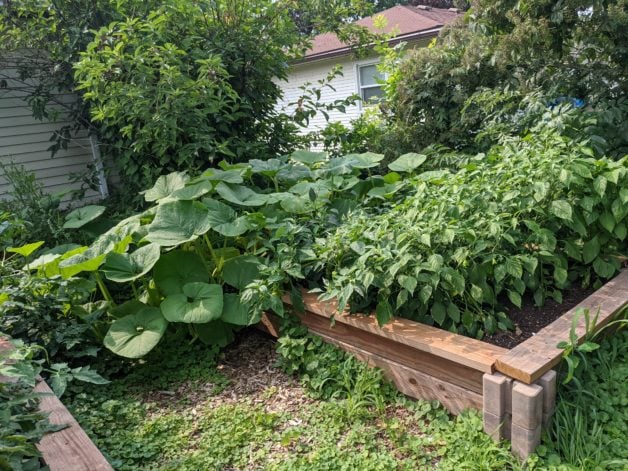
483;370;557;460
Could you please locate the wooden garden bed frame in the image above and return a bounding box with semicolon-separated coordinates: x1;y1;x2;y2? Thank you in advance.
260;269;628;459
0;337;113;471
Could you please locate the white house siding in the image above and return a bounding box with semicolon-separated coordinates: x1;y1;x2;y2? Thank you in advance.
275;55;366;135
0;75;104;205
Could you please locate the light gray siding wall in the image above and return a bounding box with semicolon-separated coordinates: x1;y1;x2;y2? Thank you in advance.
0;74;103;204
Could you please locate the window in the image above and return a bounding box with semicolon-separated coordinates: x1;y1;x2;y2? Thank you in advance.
358;64;384;104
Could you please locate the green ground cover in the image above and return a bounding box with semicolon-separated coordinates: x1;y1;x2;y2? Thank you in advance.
64;324;628;470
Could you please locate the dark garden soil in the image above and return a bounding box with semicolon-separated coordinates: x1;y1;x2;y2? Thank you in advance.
483;285;595;349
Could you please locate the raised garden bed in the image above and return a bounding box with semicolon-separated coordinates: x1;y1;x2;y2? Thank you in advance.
0;337;113;471
260;269;628;459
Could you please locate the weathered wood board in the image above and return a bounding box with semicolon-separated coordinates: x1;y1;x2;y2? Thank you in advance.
283;290;507;374
1;335;112;471
495;269;628;383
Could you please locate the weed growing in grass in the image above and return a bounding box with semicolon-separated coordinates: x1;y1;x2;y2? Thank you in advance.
537;327;628;469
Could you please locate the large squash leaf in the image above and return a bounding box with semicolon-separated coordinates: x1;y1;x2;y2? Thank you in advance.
104;306;168;358
146;200;211;246
160;282;223;323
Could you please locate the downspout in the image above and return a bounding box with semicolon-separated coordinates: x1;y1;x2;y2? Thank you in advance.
89;134;109;199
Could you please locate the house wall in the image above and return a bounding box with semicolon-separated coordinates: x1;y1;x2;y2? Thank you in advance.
0;71;105;205
274;38;431;145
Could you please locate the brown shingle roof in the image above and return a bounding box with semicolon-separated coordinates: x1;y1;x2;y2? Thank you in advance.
305;5;460;61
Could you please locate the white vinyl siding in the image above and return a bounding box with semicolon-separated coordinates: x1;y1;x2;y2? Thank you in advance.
275;38;432;140
0;70;104;205
274;55;364;134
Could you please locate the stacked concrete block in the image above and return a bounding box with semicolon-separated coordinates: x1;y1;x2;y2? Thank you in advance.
483;369;557;460
482;373;512;440
511;382;543;459
536;370;557;427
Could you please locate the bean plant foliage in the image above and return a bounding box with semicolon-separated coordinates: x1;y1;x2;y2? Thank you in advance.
12;112;628;356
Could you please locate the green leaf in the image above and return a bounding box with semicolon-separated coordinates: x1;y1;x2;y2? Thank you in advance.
143;172;188;202
215;182;268;207
146;200;211;246
63;205;106;229
58;252;106;278
221;293;258;326
102;243;161;282
418;285;432;304
554;266;568;284
494;264;507;283
599;211;615;233
551;200;572;221
582;236;600;264
7;241;45;257
290;150;327;165
504;257;523;279
507;290;522;308
160;282;223;323
592;257;616;278
447;303;460;323
70;366;110;385
387;153;427;172
431;302;446;326
398;275;417;295
375;298;394;326
193;320;235;347
344;152;385;169
222;255;261;290
203;198;250;237
103;306;167;358
593;176;607;197
614;222;627;241
470;284;483;302
577;341;600;353
169;180;214;201
153;250;208;296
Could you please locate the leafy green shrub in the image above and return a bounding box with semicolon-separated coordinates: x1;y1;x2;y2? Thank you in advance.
0;161;66;246
0;272;103;362
387;0;628;154
316;124;627;336
74;0;308;192
0;338;108;470
277;318;396;407
1;340;58;471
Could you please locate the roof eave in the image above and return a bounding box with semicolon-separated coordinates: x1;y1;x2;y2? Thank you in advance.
294;27;443;65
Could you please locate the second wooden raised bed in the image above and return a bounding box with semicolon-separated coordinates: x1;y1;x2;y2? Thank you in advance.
260;269;628;459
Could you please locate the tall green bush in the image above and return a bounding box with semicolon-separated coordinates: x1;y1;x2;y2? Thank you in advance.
386;0;628;154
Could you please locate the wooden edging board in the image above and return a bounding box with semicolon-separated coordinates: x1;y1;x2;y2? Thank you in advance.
262;271;628;413
0;337;113;471
282;290;507;374
495;269;628;384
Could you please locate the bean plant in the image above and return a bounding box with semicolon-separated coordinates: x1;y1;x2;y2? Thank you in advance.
316;127;627;337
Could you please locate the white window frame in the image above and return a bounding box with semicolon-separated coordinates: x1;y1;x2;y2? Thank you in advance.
355;59;386;110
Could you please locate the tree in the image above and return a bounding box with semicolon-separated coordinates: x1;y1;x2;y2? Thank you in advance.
385;0;628;154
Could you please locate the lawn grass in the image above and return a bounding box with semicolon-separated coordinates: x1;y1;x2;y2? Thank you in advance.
65;325;627;470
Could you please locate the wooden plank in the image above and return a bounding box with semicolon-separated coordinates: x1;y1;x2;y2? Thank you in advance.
291;309;485;393
283;290;507;373
34;380;113;471
495;270;628;384
1;336;112;470
259;314;482;414
316;332;483;415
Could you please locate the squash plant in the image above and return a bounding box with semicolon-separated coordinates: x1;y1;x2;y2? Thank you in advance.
23;151;395;358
